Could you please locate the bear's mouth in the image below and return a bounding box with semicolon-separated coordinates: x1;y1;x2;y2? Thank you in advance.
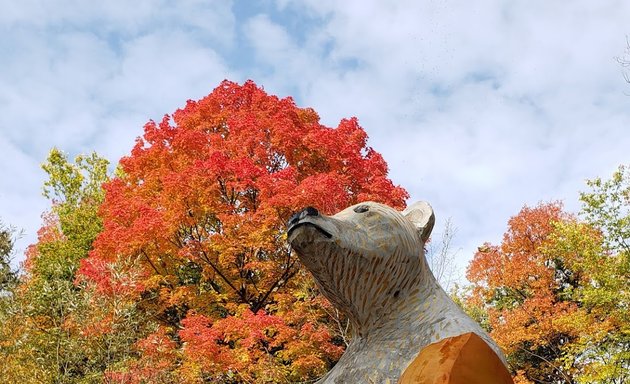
287;222;333;239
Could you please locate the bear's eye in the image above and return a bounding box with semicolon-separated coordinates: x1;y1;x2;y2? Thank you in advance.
353;205;370;213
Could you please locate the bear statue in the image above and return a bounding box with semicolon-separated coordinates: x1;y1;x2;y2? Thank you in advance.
287;201;513;384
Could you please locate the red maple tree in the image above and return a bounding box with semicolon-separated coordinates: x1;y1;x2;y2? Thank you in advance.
79;80;408;381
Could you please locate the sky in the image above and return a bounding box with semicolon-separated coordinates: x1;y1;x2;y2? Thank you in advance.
1;1;629;282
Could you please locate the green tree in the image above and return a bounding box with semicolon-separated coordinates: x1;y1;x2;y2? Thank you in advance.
580;165;630;254
0;149;156;383
541;219;627;384
0;219;21;377
575;164;630;383
0;220;19;294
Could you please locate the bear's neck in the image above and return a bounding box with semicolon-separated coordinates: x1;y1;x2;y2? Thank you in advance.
316;265;480;384
347;260;448;339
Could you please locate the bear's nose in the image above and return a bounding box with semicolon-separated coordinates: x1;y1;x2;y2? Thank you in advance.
288;206;319;228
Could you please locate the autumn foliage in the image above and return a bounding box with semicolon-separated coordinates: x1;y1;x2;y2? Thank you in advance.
466;198;629;384
2;79;627;384
75;80;407;381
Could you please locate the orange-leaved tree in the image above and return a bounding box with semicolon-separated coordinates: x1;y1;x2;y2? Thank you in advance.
80;80;408;382
466;202;623;384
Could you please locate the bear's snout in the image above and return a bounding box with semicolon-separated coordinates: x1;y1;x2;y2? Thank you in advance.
288;206;320;228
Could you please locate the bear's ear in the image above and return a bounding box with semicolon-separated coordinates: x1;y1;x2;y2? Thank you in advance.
402;201;435;243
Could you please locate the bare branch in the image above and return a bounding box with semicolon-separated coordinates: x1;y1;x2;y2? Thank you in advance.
426;218;460;291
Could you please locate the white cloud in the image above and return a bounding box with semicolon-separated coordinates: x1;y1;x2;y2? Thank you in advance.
0;137;48;257
0;1;236;263
255;0;630;275
2;0;629;280
1;0;235;46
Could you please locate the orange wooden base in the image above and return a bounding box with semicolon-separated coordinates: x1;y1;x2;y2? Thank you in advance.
398;332;514;384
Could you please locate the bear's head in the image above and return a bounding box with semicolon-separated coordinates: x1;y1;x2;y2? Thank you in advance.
287;201;435;333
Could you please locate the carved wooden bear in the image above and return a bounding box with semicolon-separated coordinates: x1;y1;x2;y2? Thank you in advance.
288;201;513;384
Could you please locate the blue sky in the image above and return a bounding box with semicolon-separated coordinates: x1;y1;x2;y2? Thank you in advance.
1;1;629;283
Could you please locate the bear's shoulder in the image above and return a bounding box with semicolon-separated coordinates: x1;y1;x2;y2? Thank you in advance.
398;332;513;384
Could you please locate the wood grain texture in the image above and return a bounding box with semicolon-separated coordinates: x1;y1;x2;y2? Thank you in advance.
288;201;510;383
